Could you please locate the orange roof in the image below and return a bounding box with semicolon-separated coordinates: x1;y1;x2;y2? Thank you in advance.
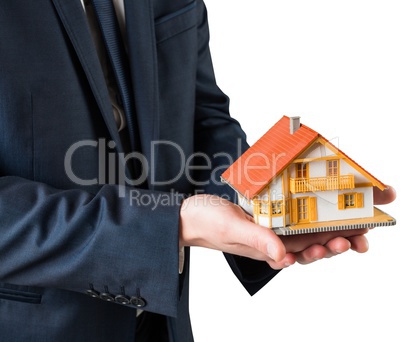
221;115;386;200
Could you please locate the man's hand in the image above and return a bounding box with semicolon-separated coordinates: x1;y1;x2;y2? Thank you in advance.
179;186;396;269
180;194;291;268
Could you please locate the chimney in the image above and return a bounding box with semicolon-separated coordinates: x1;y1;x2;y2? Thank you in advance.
289;116;301;134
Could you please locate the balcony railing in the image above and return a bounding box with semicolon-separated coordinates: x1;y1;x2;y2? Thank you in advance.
290;175;355;193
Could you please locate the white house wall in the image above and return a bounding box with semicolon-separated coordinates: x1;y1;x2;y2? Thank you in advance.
271;216;284;228
238;194;253;216
292;187;374;222
269;176;283;201
240;187;374;229
258;216;270;227
302;142;336;159
340;160;372;184
301;143;373;185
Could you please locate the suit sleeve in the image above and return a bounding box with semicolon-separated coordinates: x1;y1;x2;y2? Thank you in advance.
0;176;183;317
193;1;280;295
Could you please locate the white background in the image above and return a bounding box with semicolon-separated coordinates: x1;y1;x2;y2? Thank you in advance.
190;1;402;341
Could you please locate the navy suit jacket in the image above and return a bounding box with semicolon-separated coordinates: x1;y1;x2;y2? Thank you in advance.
0;0;279;340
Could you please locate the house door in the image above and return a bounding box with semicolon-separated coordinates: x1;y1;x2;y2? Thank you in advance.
297;197;309;223
291;197;318;224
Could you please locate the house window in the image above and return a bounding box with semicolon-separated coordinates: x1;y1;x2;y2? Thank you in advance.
259;201;269;215
296;163;308;178
327;160;339;177
338;192;364;209
271;201;283;216
345;193;355;208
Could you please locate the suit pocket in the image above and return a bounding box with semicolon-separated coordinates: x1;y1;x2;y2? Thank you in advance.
155;0;197;44
0;284;42;304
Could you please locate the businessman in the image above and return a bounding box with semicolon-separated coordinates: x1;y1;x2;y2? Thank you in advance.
0;0;395;341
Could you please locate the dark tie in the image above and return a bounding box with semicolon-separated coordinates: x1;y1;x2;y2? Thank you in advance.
90;0;137;151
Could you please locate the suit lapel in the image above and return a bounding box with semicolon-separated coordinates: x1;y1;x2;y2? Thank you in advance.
51;0;126;155
52;0;160;186
124;0;160;171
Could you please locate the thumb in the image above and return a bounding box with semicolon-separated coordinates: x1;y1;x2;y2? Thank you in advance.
239;219;287;262
374;185;397;205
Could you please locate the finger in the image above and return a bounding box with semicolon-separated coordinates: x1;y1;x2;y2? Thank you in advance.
373;185;397;205
347;235;369;253
224;243;281;262
294;244;329;264
324;237;351;257
244;213;255;223
267;253;296;270
281;228;369;254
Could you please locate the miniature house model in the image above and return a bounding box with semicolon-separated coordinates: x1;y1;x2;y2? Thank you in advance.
221;116;396;235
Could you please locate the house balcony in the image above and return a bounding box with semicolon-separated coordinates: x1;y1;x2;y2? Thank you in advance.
289;175;355;193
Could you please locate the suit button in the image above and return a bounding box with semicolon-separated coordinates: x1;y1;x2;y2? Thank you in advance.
86;289;99;298
99;292;115;302
115;295;131;305
130;296;146;308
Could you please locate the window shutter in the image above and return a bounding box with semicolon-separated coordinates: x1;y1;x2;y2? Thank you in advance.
251;200;258;225
291;198;298;224
356;193;364;208
338;194;345;210
309;197;317;221
252;200;259;216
